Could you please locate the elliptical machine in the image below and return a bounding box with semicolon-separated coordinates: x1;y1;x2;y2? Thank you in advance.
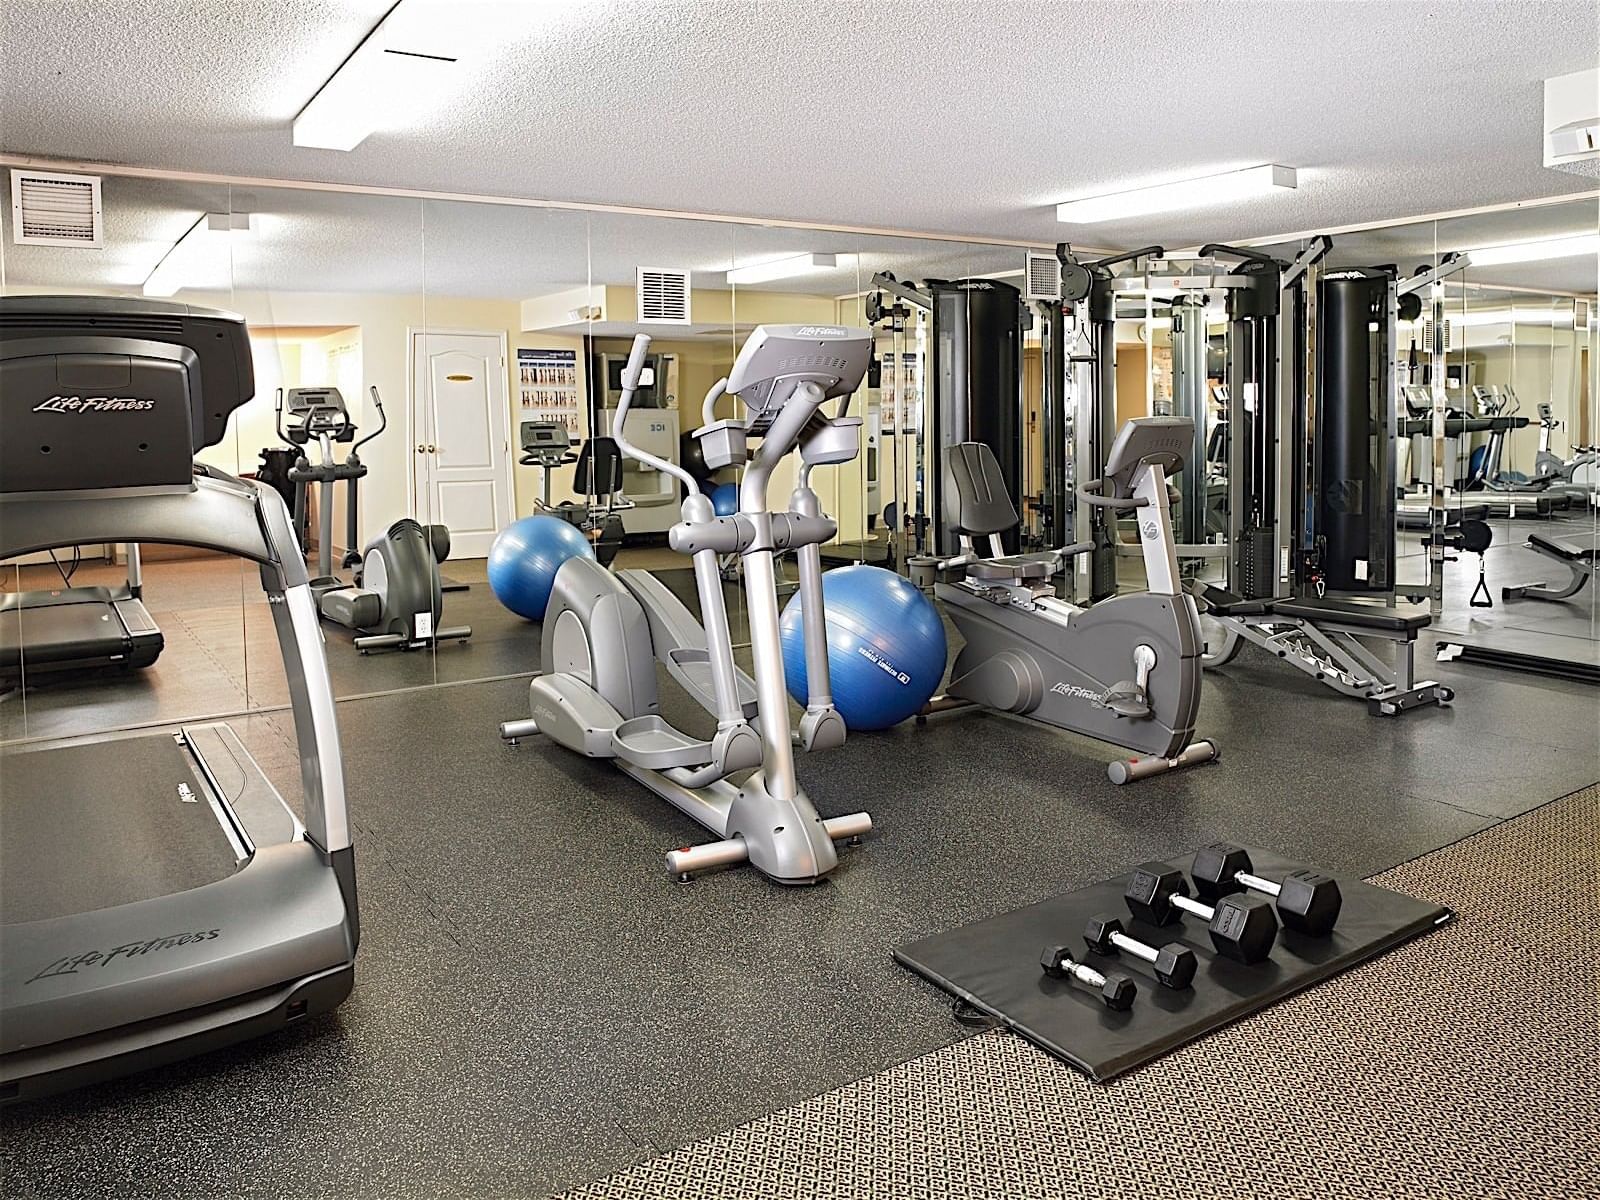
518;419;630;566
500;327;872;884
916;417;1218;785
278;386;471;653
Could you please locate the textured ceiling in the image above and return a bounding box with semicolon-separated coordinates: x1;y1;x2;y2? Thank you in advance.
0;0;1595;252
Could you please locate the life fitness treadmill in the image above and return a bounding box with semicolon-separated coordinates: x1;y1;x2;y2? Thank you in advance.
0;546;164;679
0;296;359;1104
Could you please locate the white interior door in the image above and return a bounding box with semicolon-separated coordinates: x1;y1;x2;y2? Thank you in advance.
410;331;511;559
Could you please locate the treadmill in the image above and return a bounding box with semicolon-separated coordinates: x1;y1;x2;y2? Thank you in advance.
0;543;163;679
0;296;359;1104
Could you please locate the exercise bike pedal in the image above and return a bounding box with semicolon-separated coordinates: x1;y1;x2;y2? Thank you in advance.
1098;682;1152;720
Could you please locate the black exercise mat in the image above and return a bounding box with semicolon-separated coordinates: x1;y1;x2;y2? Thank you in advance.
1;734;239;924
894;847;1451;1081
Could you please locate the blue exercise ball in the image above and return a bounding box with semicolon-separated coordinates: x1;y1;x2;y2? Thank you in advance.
709;481;739;516
487;514;595;621
779;565;947;731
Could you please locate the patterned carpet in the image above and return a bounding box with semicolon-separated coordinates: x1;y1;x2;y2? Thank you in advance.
558;785;1600;1199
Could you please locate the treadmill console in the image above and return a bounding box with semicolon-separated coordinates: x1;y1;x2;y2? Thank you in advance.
0;296;254;495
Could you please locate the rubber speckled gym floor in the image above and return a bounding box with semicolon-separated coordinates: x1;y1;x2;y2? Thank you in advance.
2;553;1597;1198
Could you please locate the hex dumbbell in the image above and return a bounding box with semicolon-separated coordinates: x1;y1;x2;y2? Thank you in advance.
1191;843;1343;936
1124;862;1278;964
1039;945;1137;1010
1083;914;1196;989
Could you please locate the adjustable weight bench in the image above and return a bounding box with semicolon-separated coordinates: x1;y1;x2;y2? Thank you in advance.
1502;532;1597;603
1194;583;1453;716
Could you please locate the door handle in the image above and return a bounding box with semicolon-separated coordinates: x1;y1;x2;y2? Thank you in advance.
428;444;438;453
416;443;427;453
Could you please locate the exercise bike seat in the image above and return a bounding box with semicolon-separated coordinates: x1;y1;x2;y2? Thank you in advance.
967;553;1059;583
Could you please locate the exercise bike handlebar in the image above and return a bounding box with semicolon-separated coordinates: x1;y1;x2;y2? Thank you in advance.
1077;478;1149;509
613;334;699;494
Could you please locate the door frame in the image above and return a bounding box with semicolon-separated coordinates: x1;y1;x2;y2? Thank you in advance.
405;326;514;534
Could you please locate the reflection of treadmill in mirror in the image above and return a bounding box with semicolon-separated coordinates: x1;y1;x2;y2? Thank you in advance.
1461;385;1572;514
1395;384;1554;523
0;541;163;682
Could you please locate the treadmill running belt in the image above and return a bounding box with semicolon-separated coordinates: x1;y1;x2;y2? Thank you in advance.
1;734;241;924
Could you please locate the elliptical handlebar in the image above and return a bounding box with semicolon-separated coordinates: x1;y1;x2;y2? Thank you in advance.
274;387;294;449
612;334;699;495
351;385;388;455
701;378;727;429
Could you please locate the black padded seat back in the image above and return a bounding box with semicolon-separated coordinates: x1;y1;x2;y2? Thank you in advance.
577;437;624;498
944;442;1017;537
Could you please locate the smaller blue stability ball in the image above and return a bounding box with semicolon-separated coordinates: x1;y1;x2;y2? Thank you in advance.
708;481;739;516
487;514;595;621
779;565;947;731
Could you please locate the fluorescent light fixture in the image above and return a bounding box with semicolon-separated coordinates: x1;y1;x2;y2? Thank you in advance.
291;0;533;151
726;252;845;285
1464;233;1599;267
294;47;455;151
143;213;253;297
1057;165;1297;224
1442;306;1579;328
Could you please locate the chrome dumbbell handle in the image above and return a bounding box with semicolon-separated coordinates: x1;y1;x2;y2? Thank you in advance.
1108;928;1160;966
1234;869;1282;898
1169;891;1214;921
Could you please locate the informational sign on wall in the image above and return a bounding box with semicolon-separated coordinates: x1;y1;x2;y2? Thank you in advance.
516;347;581;433
881;351;922;432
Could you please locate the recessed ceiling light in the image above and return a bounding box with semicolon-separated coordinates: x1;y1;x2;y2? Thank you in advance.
143;213;252;297
1057;165;1297;224
1464;233;1599;266
726;253;847;285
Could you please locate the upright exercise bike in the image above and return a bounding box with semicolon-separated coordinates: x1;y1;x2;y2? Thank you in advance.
518;419;630;566
920;417;1218;784
278;386;471;653
500;326;872;883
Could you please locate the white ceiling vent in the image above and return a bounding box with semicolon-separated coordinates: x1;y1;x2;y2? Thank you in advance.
10;169;103;247
1023;252;1061;302
637;268;691;325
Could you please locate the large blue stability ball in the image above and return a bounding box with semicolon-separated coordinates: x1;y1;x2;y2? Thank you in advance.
487;514;595;621
779;565;947;731
708;481;739;516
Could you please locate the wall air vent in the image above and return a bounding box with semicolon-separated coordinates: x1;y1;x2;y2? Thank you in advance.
637;268;691;325
10;170;103;247
1023;252;1062;302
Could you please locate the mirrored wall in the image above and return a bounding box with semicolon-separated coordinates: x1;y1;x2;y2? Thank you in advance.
0;167;1037;745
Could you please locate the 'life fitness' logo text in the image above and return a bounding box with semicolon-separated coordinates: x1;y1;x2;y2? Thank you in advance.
33;395;157;414
1050;683;1100;700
